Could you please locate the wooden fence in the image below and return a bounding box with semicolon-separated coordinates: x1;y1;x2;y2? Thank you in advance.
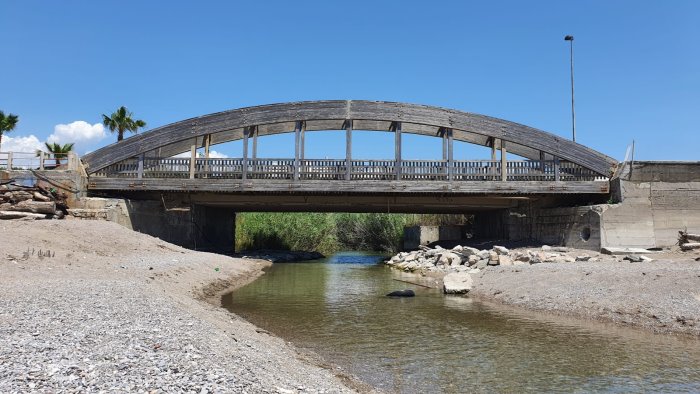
91;157;605;182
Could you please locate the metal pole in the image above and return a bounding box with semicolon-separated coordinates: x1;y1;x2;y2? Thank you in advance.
565;35;576;142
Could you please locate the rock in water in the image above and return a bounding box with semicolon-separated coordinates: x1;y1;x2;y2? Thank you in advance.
443;272;473;294
386;289;416;297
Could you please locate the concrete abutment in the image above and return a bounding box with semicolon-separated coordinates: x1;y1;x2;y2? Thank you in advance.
68;198;236;253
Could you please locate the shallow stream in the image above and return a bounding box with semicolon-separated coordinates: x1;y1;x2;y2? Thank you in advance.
222;252;700;393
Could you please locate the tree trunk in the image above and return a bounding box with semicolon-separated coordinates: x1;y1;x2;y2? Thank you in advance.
6;200;56;214
0;211;47;220
681;243;700;251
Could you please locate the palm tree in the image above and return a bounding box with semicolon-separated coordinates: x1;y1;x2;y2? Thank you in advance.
102;106;146;142
0;111;19;151
40;142;75;168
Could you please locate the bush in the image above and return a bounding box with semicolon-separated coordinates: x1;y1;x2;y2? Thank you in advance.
236;212;472;255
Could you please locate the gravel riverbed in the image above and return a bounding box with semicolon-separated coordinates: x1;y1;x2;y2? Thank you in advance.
387;243;700;336
0;220;362;393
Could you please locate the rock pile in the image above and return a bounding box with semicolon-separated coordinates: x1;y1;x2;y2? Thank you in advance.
0;182;67;220
385;244;599;274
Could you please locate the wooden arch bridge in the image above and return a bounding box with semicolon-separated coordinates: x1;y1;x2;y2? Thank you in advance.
83;100;617;211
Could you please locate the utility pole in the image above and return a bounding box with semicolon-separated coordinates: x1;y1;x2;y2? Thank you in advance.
564;35;576;142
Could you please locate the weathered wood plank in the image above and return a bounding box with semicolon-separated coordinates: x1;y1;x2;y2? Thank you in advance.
88;178;609;195
82;100;618;176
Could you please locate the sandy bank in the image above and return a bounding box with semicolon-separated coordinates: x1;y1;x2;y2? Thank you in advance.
468;257;700;336
390;244;700;336
0;220;364;393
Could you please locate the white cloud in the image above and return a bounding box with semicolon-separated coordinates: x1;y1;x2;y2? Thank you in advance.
172;150;228;158
208;150;228;158
1;134;44;153
48;121;105;145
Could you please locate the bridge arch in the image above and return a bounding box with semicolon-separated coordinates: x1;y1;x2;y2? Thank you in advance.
82;100;617;176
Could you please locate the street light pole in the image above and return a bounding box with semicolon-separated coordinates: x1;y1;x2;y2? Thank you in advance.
564;35;576;142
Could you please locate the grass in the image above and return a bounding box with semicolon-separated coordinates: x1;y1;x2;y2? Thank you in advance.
236;212;470;255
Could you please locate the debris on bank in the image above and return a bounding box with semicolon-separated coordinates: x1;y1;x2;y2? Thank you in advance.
679;231;700;251
234;250;324;263
0;182;67;220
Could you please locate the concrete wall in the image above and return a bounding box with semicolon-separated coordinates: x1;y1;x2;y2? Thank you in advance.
498;203;603;251
403;225;462;250
600;178;700;248
69;197;236;252
504;162;700;250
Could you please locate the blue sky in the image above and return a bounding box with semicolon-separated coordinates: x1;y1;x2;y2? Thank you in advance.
1;1;698;161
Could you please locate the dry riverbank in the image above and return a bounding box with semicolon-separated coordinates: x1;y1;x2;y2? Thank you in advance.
388;245;700;336
0;220;366;393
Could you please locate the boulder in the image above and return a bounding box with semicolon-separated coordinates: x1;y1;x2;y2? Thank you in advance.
404;253;418;262
476;250;491;260
489;251;499;262
575;255;591;262
467;255;480;266
498;255;513;266
476;260;489;269
530;253;543;264
544;253;560;262
515;254;530;263
624;255;644;263
452;245;463;253
443;272;473;294
493;245;509;255
461;247;480;257
541;245;552;251
439;252;462;266
386;289;416;297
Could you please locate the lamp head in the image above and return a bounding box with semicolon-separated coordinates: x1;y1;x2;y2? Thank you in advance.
564;35;574;41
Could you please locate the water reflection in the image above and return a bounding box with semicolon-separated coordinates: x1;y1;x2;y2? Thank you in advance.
222;252;700;393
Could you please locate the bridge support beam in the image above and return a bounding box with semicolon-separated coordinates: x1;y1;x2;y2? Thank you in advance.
137;154;144;179
345;120;353;181
300;121;305;161
395;121;402;180
189;145;196;179
447;128;454;181
294;121;302;181
242;127;250;180
490;138;498;180
252;127;258;160
501;141;507;181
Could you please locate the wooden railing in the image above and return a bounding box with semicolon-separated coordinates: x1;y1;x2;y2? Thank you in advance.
0;151;75;171
92;157;605;182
